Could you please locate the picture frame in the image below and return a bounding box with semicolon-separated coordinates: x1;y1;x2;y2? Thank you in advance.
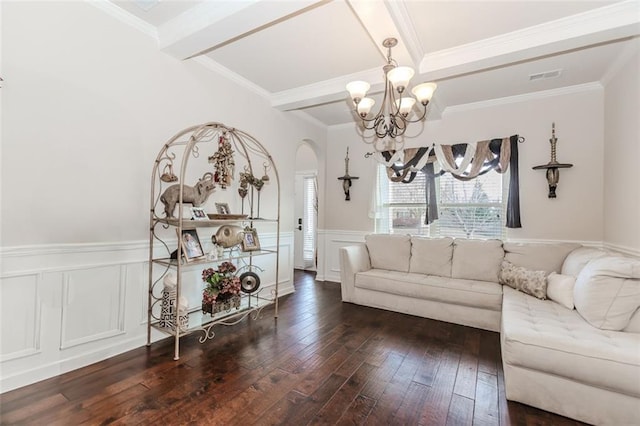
178;229;206;262
190;206;207;220
215;203;230;215
241;228;260;252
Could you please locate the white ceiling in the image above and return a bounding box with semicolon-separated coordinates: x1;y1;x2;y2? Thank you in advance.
106;0;640;126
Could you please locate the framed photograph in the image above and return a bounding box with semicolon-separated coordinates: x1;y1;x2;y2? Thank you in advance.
178;229;205;262
191;207;207;220
215;203;230;215
241;228;260;252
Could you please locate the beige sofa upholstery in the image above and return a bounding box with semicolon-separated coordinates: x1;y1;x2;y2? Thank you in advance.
339;235;640;425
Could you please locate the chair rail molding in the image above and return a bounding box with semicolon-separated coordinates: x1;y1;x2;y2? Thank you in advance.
0;232;294;394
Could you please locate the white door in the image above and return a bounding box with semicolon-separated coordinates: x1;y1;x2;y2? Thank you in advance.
294;172;317;270
294;174;305;269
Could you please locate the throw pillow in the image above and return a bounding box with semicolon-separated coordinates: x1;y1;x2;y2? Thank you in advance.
499;260;548;300
561;246;607;277
546;272;576;310
574;256;640;330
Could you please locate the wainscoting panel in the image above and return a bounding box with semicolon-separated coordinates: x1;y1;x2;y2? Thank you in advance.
60;265;126;349
0;273;41;362
0;232;294;393
317;230;367;283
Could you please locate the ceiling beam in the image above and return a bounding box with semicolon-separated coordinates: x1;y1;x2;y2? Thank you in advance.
419;0;640;81
273;0;638;116
158;0;328;60
346;0;419;68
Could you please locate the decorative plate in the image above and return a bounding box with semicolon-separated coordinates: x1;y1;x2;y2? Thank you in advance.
207;214;248;220
239;271;261;294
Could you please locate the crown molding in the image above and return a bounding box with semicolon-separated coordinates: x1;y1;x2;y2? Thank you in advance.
271;67;383;111
601;36;640;86
86;0;158;40
443;82;603;115
420;0;640;80
191;56;271;100
287;110;328;130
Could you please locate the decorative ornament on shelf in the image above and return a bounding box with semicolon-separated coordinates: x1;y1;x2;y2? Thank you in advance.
201;261;241;315
160;173;215;218
208;132;235;189
239;169;266;218
337;147;359;201
532;122;573;198
346;37;437;150
211;225;244;248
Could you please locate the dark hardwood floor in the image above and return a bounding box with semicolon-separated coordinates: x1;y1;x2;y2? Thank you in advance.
0;270;587;425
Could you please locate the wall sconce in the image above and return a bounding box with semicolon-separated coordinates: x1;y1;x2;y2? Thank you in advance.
337;147;359;201
533;122;573;198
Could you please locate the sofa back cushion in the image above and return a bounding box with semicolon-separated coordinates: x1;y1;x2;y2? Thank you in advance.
574;256;640;330
561;246;608;277
365;234;411;272
504;242;580;273
452;239;504;283
410;237;454;277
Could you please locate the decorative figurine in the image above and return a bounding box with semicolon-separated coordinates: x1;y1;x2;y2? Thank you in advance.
337;147;359;201
160;172;216;218
533;123;573;198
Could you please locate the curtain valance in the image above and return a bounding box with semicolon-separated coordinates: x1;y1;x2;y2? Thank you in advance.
374;135;521;228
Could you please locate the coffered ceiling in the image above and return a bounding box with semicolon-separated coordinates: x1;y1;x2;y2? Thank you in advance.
105;0;639;126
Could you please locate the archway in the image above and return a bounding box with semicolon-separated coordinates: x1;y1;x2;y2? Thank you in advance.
294;141;319;271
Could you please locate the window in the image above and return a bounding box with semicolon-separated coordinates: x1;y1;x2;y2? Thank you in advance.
302;175;317;268
375;165;507;239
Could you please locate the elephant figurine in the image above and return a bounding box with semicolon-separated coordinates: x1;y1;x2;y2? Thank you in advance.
160;173;215;218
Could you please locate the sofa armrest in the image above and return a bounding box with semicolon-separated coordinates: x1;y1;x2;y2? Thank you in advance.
339;243;371;302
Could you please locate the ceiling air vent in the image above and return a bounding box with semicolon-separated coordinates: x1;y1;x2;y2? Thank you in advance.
133;0;160;11
529;69;563;81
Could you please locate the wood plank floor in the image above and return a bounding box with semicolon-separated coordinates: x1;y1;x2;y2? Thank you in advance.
0;270;587;425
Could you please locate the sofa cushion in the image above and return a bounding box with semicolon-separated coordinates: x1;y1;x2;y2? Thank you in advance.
409;237;454;277
499;260;548;300
561;246;607;277
451;239;504;283
624;308;640;333
501;287;640;398
574;256;640;330
504;242;580;273
365;234;411;272
354;269;502;311
546;272;576;310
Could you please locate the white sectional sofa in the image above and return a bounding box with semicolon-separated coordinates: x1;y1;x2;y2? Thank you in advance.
339;234;640;425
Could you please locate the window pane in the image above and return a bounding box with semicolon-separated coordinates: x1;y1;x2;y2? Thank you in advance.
438;206;503;239
376;163;506;239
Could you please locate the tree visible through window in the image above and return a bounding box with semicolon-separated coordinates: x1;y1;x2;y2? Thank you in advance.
375;165;506;239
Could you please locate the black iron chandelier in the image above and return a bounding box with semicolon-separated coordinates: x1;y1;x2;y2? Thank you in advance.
346;38;437;140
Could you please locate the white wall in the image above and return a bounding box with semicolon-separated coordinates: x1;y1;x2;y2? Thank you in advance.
603;41;640;254
319;86;606;281
0;1;325;392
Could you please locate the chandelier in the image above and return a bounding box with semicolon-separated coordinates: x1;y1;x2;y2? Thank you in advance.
346;38;437;141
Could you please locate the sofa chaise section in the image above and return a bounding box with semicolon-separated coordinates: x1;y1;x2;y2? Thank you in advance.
501;286;640;425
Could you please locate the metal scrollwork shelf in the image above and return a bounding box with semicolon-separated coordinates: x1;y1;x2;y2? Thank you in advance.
147;122;280;360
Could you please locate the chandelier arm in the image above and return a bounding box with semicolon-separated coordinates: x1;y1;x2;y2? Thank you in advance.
402;103;429;123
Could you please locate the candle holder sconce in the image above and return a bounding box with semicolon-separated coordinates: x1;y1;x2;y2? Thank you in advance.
337;147;359;201
533;122;573;198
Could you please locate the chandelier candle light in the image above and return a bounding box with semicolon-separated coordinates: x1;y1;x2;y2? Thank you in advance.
347;38;437;141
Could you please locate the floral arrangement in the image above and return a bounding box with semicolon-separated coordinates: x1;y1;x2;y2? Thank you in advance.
202;261;241;305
